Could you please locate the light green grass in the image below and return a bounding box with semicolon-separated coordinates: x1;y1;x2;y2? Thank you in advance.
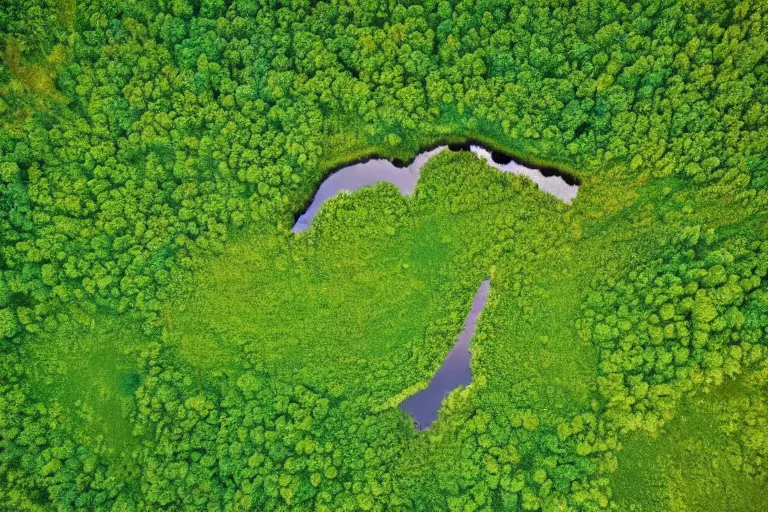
611;374;768;511
23;312;149;456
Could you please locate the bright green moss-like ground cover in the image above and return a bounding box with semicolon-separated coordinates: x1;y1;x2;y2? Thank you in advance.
2;1;768;510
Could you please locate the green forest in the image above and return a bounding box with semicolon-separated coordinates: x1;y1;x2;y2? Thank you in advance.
1;0;767;510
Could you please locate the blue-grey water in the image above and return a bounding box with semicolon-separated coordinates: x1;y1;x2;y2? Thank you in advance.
399;279;491;430
292;145;578;233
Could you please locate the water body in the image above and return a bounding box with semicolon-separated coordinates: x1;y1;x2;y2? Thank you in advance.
470;145;579;202
291;144;579;232
399;279;491;430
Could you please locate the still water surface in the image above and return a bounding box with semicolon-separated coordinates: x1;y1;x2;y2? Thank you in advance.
292;145;577;232
399;279;491;430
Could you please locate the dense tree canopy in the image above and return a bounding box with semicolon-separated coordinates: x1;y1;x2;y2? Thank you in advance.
1;0;767;510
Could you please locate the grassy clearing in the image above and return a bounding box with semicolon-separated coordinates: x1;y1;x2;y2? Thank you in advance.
22;312;149;456
478;257;599;419
164;151;573;409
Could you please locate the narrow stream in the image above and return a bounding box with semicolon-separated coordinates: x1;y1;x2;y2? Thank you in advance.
292;144;578;233
399;279;491;430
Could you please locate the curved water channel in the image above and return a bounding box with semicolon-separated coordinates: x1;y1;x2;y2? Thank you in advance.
292;143;579;233
400;279;491;430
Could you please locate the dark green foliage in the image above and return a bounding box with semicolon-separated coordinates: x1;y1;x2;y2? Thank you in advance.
1;0;768;510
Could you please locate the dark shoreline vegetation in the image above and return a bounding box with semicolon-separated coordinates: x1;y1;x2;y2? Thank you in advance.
450;141;582;187
1;1;768;511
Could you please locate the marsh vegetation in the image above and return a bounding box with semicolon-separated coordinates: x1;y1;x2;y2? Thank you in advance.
1;1;767;510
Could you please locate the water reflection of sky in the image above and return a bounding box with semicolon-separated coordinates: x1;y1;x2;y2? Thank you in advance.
399;279;491;430
292;145;578;233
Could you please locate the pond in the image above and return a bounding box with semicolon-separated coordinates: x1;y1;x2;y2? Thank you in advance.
291;143;578;232
399;279;491;430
